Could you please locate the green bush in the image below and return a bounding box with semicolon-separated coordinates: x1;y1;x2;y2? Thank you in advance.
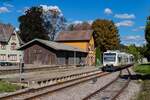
0;81;21;92
133;64;150;74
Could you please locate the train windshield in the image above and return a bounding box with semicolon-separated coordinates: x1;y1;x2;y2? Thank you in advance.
104;53;116;62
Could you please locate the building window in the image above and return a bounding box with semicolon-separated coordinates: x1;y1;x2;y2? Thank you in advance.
0;43;6;50
11;43;17;50
0;54;6;61
8;54;17;61
12;34;16;40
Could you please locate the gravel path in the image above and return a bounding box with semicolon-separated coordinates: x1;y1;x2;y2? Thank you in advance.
33;71;120;100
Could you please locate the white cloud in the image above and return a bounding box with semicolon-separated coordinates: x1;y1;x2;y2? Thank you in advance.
87;20;93;24
114;13;135;19
72;20;93;25
104;8;113;15
17;7;29;14
15;27;19;31
0;7;9;13
132;26;145;32
40;5;61;13
73;20;83;24
123;35;141;40
122;35;145;46
3;3;14;7
115;20;134;27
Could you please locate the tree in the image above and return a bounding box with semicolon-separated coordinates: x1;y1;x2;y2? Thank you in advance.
66;21;91;31
95;48;102;66
18;5;66;42
92;19;120;52
126;44;142;63
18;6;49;43
119;44;128;52
41;5;66;40
145;16;150;61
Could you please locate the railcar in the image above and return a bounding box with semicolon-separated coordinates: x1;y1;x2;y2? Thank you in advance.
102;50;134;71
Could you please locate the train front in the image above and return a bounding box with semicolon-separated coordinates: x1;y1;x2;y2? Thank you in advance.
102;51;118;71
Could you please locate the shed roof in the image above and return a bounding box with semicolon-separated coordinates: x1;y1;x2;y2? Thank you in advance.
18;39;87;53
55;30;93;42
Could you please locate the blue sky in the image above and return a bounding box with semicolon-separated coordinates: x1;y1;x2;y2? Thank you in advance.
0;0;149;46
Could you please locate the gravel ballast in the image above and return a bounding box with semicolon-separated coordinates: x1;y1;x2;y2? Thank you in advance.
35;71;120;100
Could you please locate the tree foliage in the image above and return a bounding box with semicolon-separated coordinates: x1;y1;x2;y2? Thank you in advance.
145;16;150;61
18;6;49;43
67;21;91;31
92;19;120;52
18;6;66;42
126;44;142;62
119;44;128;52
42;6;66;40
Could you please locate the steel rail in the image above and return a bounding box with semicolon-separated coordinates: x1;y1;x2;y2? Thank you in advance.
83;68;131;100
0;70;109;100
82;71;121;100
111;69;131;100
24;72;110;100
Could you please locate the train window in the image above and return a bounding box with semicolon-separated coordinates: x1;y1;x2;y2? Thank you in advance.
104;53;116;62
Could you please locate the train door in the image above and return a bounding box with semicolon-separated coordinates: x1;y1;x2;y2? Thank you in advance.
117;54;122;66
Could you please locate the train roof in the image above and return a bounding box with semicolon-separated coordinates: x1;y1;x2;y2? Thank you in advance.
104;50;134;56
104;50;120;53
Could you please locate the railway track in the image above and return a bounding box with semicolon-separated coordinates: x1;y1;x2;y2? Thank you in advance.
0;70;110;100
83;69;131;100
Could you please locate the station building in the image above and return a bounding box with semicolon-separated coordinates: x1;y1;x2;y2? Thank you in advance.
55;30;95;65
18;39;88;65
0;24;23;65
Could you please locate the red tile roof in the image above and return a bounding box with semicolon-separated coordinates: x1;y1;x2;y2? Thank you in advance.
55;30;93;42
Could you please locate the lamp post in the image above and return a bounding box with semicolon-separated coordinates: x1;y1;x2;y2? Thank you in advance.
19;54;24;85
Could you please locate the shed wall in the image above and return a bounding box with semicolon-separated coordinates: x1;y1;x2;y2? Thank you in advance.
23;43;87;66
24;44;57;65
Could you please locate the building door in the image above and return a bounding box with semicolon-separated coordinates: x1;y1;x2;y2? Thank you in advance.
65;56;69;65
48;55;52;65
32;49;42;64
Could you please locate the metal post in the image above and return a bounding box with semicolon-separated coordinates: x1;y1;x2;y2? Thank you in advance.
19;57;22;83
74;51;76;66
19;55;24;88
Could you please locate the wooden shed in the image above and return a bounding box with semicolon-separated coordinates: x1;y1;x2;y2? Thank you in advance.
18;39;88;65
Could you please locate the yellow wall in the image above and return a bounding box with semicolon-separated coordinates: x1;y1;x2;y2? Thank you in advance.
61;36;95;51
62;42;88;51
59;36;95;65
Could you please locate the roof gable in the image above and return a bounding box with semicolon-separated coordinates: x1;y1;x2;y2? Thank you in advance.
0;24;14;42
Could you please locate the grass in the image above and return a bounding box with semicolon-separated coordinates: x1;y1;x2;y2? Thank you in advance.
137;80;150;100
0;80;21;93
133;64;150;74
133;63;150;100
